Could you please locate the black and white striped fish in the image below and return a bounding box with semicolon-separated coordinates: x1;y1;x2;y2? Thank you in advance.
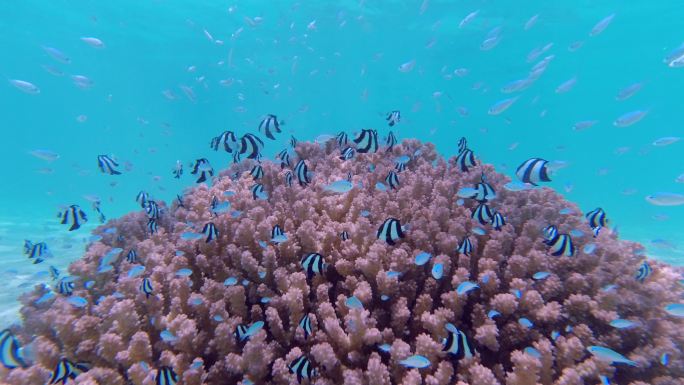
457;137;468;154
239;133;264;159
126;249;138;263
472;203;494;225
290;135;298;147
376;218;405;245
548;233;574;257
258;114;282;140
288;355;317;384
340;231;350;241
250;164;264;180
147;218;158;235
49;265;60;280
272;224;284;239
49;358;90;385
191;158;214;183
474;173;496;202
0;329;27;369
442;325;474;359
277;149;291;169
542;225;558;245
155;366;178;385
516;158;551;185
339;146;355;161
251;183;267;200
395;161;406;172
172;160;183;178
385;131;397;151
385;171;400;190
23;240;50;264
97;155;121;175
301;253;325;279
457;237;473;255
299;314;313;339
57;278;74;296
58;205;87;231
140;277;154;298
176;194;185;208
284;171;293;187
353;129;378;153
386;110;401;126
336;131;348;147
145;200;161;219
294;160;311;186
586;208;608;229
491;212;506;231
136;191;150;208
210;130;238;152
635;261;652;282
202;222;218;243
455;148;477;172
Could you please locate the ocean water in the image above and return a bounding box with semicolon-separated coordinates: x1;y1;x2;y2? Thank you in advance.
1;0;683;328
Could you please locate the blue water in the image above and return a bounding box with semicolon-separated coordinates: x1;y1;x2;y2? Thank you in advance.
1;0;683;322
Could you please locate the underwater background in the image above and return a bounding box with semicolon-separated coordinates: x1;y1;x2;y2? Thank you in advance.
1;0;683;329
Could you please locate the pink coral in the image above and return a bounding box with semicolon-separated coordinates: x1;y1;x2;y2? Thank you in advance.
1;139;683;385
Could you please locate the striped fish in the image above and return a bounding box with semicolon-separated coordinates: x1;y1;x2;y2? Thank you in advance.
136;191;150;208
385;171;400;190
472;203;494;225
336;131;348;147
284;171;293;187
586;208;608;228
290;135;298;147
251;183;267;200
339;146;355;161
474;173;496;202
57;278;74;295
210;130;237;152
258;114;282;140
277;148;291;168
548;233;574;257
301;253;325;279
516;158;551;185
97;155;121;175
145;200;161;219
385;131;397;151
376;218;405;245
457;137;467;154
147;218;158;235
140;278;154;298
155;366;178;385
386;110;401;126
271;224;284;239
23;240;50;264
126;249;138;263
299;314;313;339
0;329;27;369
442;325;474;359
58;205;87;231
202;222;218;243
234;321;264;342
340;231;350;241
190;158;214;183
239;133;264;159
250;164;264;180
635;261;652;282
172;160;183;179
457;237;473;255
542;225;558;244
455;149;477;172
491;212;506;230
294;160;311;186
395;161;406;172
288;355;317;384
49;358;90;385
353;129;378;153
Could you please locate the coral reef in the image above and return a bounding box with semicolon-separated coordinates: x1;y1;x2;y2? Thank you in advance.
1;138;683;385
